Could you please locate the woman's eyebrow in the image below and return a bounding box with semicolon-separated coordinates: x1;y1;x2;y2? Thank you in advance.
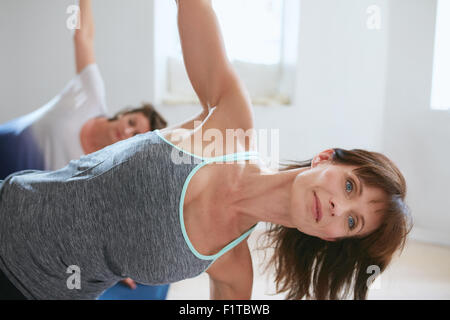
354;174;364;197
353;175;366;234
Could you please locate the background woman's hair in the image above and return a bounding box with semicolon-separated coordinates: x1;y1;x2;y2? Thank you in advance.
108;102;168;130
260;148;413;300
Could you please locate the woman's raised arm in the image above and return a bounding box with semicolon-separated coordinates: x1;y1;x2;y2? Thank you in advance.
176;0;248;113
74;0;96;74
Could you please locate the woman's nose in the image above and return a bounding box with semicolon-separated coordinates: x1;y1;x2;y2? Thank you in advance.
330;200;344;217
124;127;134;137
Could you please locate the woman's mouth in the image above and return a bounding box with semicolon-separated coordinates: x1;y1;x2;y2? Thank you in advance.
313;191;322;223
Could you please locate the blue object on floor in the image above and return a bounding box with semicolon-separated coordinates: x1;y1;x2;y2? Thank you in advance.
98;283;170;300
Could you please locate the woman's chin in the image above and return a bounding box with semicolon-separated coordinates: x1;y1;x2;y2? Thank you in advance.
296;227;326;240
296;226;313;237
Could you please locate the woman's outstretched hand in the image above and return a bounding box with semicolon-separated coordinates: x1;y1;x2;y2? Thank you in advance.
120;277;137;290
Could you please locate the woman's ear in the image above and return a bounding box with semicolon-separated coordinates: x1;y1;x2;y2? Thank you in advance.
311;149;335;167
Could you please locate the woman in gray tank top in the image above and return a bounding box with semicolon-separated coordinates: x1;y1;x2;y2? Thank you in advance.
0;0;412;300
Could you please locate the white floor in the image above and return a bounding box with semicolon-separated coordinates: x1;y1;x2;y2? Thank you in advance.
167;229;450;300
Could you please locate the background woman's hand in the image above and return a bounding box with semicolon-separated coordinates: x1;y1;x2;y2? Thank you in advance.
120;277;137;290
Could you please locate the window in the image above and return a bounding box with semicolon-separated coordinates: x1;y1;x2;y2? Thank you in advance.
212;0;283;65
163;0;299;106
430;0;450;111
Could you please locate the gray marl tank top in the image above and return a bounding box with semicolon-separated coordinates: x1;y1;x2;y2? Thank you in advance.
0;130;259;299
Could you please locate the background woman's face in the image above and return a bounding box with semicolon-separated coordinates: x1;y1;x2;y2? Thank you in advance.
108;112;150;143
289;150;385;241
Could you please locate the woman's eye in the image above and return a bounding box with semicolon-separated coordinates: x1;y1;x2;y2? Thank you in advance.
345;179;354;193
128;119;136;126
348;216;356;230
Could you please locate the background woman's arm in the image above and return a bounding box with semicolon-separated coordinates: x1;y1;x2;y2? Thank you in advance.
74;0;95;74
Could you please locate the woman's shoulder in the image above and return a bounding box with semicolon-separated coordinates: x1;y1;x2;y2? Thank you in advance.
157;109;257;159
200;86;257;155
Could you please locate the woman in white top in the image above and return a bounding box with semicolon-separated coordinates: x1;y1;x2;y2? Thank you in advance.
0;0;167;178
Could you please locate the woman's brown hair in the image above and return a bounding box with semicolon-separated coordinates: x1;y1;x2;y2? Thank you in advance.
261;148;413;300
108;102;168;130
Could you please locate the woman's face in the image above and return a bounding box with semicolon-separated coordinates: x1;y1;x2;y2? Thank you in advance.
108;112;151;144
289;149;385;241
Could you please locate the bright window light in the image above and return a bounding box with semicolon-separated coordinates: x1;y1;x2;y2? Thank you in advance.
431;0;450;110
212;0;283;64
171;0;283;65
166;0;292;105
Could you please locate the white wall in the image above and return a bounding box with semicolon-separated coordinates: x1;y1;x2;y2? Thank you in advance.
0;0;74;121
0;0;155;122
261;0;389;159
382;0;450;245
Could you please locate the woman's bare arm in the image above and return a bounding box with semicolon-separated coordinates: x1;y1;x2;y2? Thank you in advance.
176;0;254;135
206;241;253;299
74;0;95;74
176;0;245;112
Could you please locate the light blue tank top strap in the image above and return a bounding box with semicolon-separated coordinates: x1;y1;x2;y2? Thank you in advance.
154;129;259;261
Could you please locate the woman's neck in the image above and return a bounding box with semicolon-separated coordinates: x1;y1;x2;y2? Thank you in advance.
226;160;308;233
